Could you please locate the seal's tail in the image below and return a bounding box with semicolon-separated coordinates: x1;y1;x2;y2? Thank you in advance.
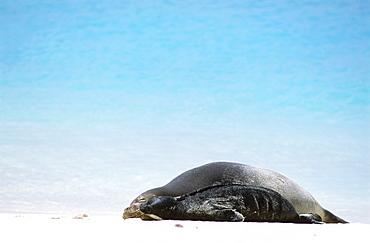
323;209;348;223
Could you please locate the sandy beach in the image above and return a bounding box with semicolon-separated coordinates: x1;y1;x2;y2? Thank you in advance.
1;213;368;243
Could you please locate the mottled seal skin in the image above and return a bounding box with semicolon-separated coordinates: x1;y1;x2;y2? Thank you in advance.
140;185;323;223
123;162;347;223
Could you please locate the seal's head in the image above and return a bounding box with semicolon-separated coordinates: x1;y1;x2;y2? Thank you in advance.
122;201;162;220
140;196;177;218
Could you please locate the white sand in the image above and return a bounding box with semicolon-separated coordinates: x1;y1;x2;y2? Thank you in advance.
1;213;368;243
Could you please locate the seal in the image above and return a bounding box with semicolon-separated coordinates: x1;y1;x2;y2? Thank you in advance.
139;185;323;223
123;162;347;223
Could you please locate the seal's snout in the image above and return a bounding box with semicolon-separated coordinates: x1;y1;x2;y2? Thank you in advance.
122;202;163;220
122;203;141;219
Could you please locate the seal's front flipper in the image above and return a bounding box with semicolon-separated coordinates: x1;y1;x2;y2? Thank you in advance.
298;213;324;224
212;209;245;222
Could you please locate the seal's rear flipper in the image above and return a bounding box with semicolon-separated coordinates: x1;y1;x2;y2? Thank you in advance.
298;213;324;224
323;209;348;223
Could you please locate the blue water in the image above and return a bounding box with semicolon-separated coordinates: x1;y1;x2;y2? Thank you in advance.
1;0;369;223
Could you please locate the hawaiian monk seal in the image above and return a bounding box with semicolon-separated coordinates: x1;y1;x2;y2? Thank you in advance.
123;162;347;223
140;185;323;223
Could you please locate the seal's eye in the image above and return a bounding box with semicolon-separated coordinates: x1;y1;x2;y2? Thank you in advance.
138;196;146;202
